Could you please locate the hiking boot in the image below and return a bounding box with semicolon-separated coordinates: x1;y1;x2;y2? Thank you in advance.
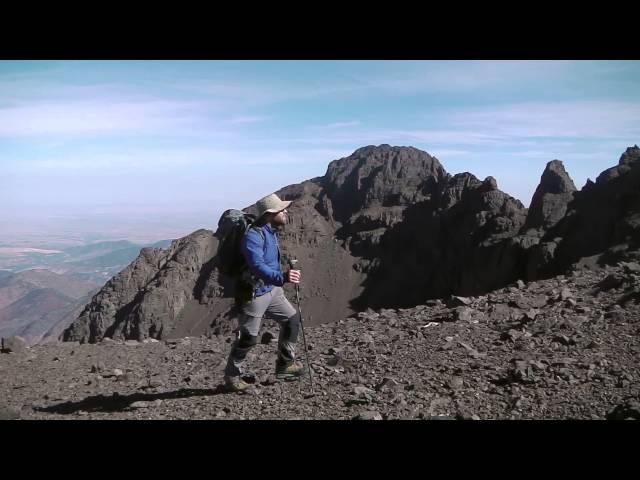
224;376;251;392
275;360;306;380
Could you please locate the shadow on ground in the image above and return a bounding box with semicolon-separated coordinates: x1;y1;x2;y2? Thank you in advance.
37;386;228;415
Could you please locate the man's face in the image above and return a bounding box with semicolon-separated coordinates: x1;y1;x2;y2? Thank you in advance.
272;208;288;225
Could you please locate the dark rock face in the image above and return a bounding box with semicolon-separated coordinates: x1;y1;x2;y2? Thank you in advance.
596;145;640;185
321;144;448;226
350;171;528;309
63;144;640;344
525;160;577;230
64;230;218;343
531;145;640;278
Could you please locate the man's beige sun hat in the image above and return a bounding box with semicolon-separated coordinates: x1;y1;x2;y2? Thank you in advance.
255;193;292;218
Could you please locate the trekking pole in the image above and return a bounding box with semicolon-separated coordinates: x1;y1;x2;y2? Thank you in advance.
289;258;314;392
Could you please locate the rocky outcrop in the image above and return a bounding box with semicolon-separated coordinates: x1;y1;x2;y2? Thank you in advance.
321;144;448;227
596;145;640;185
347;170;529;309
525;160;577;231
528;145;640;278
63;230;217;343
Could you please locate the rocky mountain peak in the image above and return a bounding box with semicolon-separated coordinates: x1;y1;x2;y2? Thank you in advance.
540;160;576;194
619;145;640;166
596;145;640;186
322;145;449;225
525;160;577;230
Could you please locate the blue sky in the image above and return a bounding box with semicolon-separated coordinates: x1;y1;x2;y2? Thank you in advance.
2;60;639;240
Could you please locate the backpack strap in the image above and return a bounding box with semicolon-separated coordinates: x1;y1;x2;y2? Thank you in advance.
246;224;267;254
239;225;268;294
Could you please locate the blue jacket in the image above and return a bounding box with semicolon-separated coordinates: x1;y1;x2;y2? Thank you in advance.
241;224;284;297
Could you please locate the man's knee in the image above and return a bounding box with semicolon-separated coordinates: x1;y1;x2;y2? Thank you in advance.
282;311;300;343
238;332;258;349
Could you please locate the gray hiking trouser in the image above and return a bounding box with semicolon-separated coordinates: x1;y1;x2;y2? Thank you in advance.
224;286;299;378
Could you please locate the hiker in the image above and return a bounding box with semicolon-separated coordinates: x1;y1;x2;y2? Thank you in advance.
223;193;305;392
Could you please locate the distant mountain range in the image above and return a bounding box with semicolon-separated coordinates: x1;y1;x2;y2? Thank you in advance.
0;239;172;345
0;269;99;345
0;239;172;284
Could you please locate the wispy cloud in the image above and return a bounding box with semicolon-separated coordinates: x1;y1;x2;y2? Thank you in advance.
335;61;582;96
429;149;472;158
0;99;209;137
187;79;358;107
322;121;361;129
228;115;271;124
0;80;141;107
10;146;350;173
447;100;640;139
284;100;640;149
24;149;209;171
